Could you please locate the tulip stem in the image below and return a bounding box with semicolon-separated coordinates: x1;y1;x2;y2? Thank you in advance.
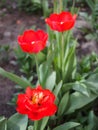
34;120;39;130
61;32;64;78
59;0;63;12
34;54;40;84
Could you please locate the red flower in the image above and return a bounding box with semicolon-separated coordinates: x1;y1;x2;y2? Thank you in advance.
18;30;48;53
16;85;57;120
45;11;77;32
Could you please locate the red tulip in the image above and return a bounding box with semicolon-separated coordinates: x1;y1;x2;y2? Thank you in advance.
45;11;77;32
18;30;48;53
16;85;57;120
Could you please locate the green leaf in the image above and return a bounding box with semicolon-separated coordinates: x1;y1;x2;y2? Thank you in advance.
0;116;5;122
62;83;74;92
53;122;80;130
86;111;95;130
62;82;90;96
58;92;69;116
47;127;51;130
45;71;56;91
37;52;46;63
40;117;49;130
0;117;7;130
39;63;56;91
41;0;50;17
28;125;34;130
72;81;90;96
89;111;98;130
0;67;32;88
31;0;41;4
87;73;98;83
53;80;62;97
80;111;98;130
39;62;49;87
83;73;98;94
85;0;94;11
66;92;97;114
7;113;28;130
63;40;77;82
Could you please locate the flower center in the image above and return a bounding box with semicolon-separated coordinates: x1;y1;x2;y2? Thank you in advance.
32;92;44;104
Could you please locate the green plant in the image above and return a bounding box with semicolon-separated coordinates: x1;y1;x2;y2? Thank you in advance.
17;0;51;17
77;52;98;79
14;46;35;81
14;45;46;81
86;0;98;39
18;0;42;13
0;0;6;8
79;0;98;41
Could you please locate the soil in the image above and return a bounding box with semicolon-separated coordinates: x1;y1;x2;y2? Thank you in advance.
0;6;98;118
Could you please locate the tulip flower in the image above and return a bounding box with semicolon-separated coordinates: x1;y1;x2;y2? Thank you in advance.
45;11;77;32
16;85;57;120
18;30;48;53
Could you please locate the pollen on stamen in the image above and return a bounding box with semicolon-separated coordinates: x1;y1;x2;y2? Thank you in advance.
32;92;44;104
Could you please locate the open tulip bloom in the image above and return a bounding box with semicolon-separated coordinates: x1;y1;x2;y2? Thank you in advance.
45;12;77;32
18;30;48;54
16;85;57;120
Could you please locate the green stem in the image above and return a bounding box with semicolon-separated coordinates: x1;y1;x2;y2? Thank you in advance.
53;0;57;13
34;120;39;130
59;0;63;12
71;0;76;13
72;0;75;9
61;32;64;78
34;54;40;84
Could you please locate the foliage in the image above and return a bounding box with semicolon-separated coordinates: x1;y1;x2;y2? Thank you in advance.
17;0;51;17
14;46;35;81
0;113;28;130
0;0;51;17
14;45;46;81
0;0;6;8
85;0;98;40
17;0;42;13
78;0;98;41
77;52;98;79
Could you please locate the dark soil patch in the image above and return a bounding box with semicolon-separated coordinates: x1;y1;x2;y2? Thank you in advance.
0;9;45;48
0;62;22;117
0;76;16;117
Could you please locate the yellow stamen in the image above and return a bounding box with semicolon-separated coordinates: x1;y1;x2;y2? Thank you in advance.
32;92;44;104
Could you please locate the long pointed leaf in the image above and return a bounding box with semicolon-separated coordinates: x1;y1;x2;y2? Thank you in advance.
53;122;80;130
0;67;32;88
7;113;28;130
40;117;49;130
58;92;69;116
0;117;7;130
66;92;97;114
